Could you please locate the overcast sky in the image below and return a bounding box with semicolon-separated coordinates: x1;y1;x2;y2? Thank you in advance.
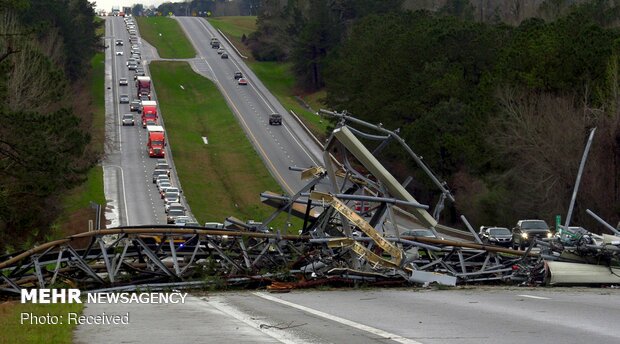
92;1;163;12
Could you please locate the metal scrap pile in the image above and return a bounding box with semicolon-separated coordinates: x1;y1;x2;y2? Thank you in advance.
1;112;618;295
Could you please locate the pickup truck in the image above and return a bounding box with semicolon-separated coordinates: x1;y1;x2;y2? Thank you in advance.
512;219;552;250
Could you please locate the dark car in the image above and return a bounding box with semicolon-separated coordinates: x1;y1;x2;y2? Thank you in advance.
512;219;552;250
152;169;169;183
234;71;243;80
269;113;282;125
115;39;123;46
221;52;228;59
119;94;130;104
129;100;141;112
479;226;512;247
127;62;138;70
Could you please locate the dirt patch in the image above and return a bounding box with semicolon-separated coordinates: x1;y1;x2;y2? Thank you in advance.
60;207;102;249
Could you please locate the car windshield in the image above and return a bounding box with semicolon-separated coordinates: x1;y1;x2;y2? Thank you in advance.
522;220;548;230
490;228;510;235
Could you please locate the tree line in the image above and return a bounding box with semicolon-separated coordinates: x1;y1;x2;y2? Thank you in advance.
248;0;620;231
0;0;100;250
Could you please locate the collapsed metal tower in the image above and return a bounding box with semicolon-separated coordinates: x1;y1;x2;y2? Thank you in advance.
3;111;619;294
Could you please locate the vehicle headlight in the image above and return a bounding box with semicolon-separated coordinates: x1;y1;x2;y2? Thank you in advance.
547;232;553;238
521;232;528;239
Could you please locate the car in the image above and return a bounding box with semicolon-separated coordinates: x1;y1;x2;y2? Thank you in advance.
127;63;137;70
126;58;140;66
156;175;170;187
121;113;134;126
129;100;141;112
234;71;243;80
139;95;150;102
119;95;130;104
155;162;170;171
174;216;195;226
167;209;186;224
152;169;169;183
479;226;512;247
217;48;225;55
119;77;128;86
238;78;248;85
115;40;123;46
158;182;172;195
134;71;146;79
162;187;180;199
166;202;184;213
401;229;438;239
115;51;123;56
269;113;282;125
512;219;552;250
164;193;180;206
221;52;228;59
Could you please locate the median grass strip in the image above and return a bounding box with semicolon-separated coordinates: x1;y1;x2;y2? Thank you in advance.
137;17;196;58
0;302;83;344
150;61;298;230
208;17;330;140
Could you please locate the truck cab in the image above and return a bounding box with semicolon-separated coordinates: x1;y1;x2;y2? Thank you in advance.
146;125;165;158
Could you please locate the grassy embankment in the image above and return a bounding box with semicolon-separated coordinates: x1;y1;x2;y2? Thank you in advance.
136;17;196;58
0;302;84;344
208;16;330;140
150;62;298;230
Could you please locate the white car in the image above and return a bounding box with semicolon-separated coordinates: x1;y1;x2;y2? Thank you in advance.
119;77;128;86
166;202;184;213
115;51;123;56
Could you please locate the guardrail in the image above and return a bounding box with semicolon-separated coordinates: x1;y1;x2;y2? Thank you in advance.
217;28;248;59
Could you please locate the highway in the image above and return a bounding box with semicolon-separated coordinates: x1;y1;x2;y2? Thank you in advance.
103;17;173;226
174;17;325;195
75;287;620;344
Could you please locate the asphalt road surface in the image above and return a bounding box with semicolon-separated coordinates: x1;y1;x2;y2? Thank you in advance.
174;17;325;195
74;287;620;344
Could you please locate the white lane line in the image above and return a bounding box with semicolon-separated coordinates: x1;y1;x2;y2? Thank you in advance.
254;292;423;344
518;295;550;300
203;297;312;344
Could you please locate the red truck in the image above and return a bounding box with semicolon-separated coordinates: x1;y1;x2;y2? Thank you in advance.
136;76;151;99
140;100;157;127
146;125;165;158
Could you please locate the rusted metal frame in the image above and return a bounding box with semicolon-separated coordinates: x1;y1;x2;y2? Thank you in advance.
181;236;202;276
31;255;46;288
168;239;181;277
10;245;57;278
0;274;21;293
65;245;106;284
133;237;175;277
206;238;244;273
113;238;131;277
49;248;67;286
97;238;115;283
237;237;253;270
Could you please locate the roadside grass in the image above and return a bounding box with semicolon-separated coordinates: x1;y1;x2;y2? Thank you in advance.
0;302;83;344
149;61;300;231
208;17;330;141
136;17;196;58
208;16;255;59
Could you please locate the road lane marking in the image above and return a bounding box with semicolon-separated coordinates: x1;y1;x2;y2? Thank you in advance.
181;19;294;194
254;292;423;344
518;295;550;300
204;297;312;344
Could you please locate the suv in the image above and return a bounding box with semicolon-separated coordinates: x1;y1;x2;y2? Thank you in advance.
512;220;552;250
269;113;282;125
234;71;243;80
479;226;512;247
